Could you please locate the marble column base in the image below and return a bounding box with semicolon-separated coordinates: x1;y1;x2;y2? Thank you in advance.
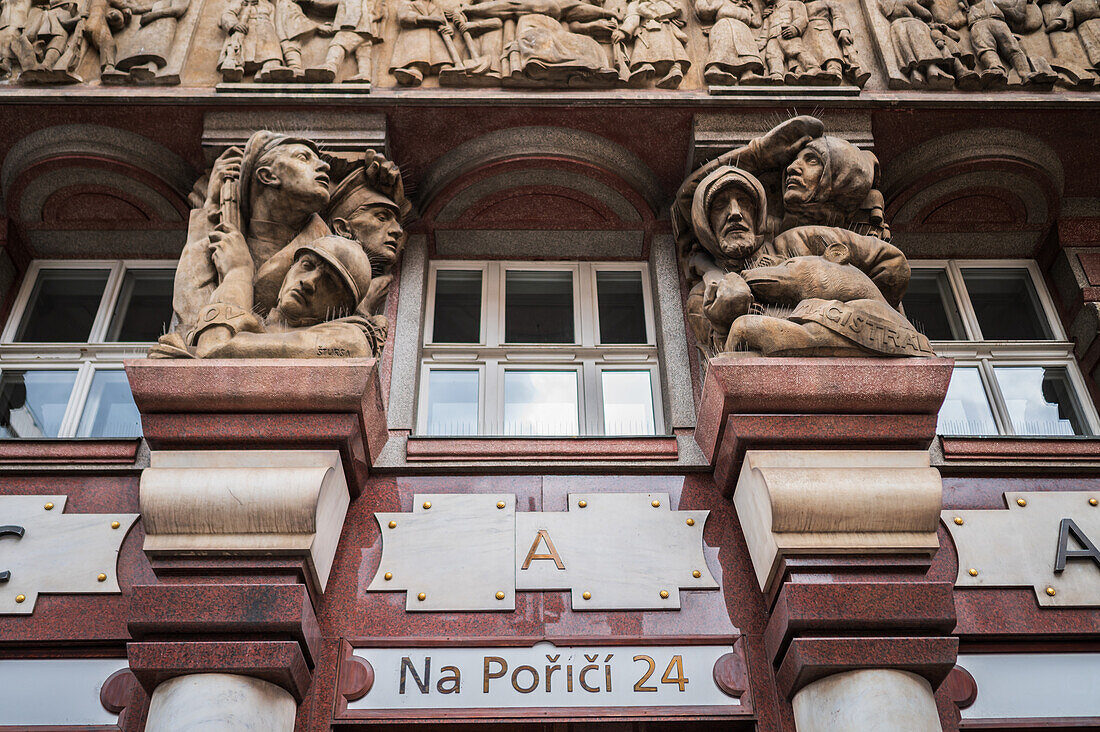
792;669;942;732
145;673;297;732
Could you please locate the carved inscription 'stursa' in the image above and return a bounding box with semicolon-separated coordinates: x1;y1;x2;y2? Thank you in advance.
673;115;934;359
150;129;411;360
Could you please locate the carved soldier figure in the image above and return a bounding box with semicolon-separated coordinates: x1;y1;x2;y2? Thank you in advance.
272;0;335;81
927;19;980;87
761;0;820;82
694;0;764;85
15;0;82;82
310;0;383;81
389;0;451;84
880;0;957;86
106;0;190;82
803;0;865;84
962;0;1053;85
83;0;142;78
218;0;285;81
613;0;690;87
0;0;32;77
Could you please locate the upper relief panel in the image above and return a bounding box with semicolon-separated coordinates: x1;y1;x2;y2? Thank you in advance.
0;0;1096;88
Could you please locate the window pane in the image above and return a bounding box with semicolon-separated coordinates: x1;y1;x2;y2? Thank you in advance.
993;366;1089;436
901;269;965;340
503;370;578;436
424;370;479;436
937;367;998;436
961;268;1053;340
505;271;574;343
106;269;174;341
601;370;655;435
0;370;77;438
75;371;142;438
15;269;110;342
597;271;647;344
432;270;482;343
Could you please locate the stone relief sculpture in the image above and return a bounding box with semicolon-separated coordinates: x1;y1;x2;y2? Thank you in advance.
672;115;934;358
867;0;1098;87
152;130;410;359
0;0;197;82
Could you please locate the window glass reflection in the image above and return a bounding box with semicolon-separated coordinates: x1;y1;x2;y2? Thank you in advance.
503;370;578;436
937;367;998;436
601;370;655;435
504;271;574;343
106;269;175;342
596;271;647;344
425;370;479;435
902;269;965;340
0;370;77;438
76;371;142;438
961;268;1053;340
993;366;1089;436
16;269;110;342
432;270;482;343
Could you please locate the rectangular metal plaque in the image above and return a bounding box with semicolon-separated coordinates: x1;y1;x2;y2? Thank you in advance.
347;642;741;716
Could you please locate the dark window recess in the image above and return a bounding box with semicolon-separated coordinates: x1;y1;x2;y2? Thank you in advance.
432;270;483;343
505;270;574;343
901;270;965;340
15;270;110;342
107;269;175;341
596;271;648;344
961;268;1053;340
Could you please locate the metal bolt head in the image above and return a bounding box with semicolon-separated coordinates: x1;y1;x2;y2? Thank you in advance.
968;568;978;577
15;594;25;603
1017;498;1027;507
692;570;701;578
44;502;54;511
1091;498;1098;507
651;500;660;508
578;500;587;508
953;517;964;525
659;590;670;599
496;591;505;600
1046;586;1057;596
686;518;695;526
582;591;591;600
497;501;506;509
97;573;107;582
417;592;426;601
384;572;393;581
388;521;397;529
111;521;121;529
423;501;432;510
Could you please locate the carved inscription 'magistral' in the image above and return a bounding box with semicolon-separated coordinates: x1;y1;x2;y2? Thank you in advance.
367;493;718;611
944;491;1100;607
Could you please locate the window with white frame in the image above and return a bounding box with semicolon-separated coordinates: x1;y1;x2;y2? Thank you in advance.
0;261;175;439
901;260;1099;437
417;261;663;437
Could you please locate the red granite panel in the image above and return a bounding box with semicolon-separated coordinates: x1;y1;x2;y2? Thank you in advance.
940;436;1100;462
127;640;312;701
406;436;679;461
0;439;140;464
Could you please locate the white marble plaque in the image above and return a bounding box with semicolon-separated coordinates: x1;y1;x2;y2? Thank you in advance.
367;493;717;611
0;495;138;614
349;642;739;711
944;491;1100;607
0;658;127;725
959;653;1100;720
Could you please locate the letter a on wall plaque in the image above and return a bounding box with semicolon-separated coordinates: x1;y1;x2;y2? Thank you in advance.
0;496;137;614
368;493;718;611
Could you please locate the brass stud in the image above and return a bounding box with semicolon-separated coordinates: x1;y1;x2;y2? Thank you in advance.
496;591;506;600
652;500;660;508
1046;586;1057;597
388;521;397;529
953;517;964;525
692;570;702;579
384;572;393;581
1090;498;1098;507
423;501;432;510
968;568;978;577
97;573;107;582
497;501;506;509
578;500;587;508
686;518;695;526
659;590;670;599
1017;498;1027;507
582;591;591;600
15;594;25;603
417;592;426;601
44;502;54;511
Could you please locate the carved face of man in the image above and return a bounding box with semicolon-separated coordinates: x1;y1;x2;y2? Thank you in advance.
783;146;826;208
257;143;331;212
333;204;406;270
707;184;761;260
276;252;353;326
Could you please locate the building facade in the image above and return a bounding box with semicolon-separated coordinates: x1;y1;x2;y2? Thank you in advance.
1;0;1099;727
